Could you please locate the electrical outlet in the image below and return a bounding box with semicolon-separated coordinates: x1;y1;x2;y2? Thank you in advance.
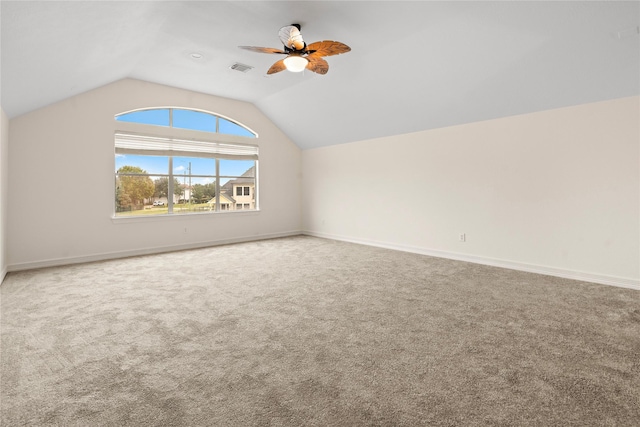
459;233;466;242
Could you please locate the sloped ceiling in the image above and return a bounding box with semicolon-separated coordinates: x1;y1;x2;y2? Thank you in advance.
1;1;638;149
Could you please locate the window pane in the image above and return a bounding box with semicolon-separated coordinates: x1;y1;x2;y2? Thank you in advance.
219;118;255;137
173;109;216;133
116;109;170;126
172;156;216;211
116;174;163;216
116;154;168;175
219;159;255;177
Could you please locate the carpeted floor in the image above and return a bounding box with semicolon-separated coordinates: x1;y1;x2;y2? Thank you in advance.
1;235;638;426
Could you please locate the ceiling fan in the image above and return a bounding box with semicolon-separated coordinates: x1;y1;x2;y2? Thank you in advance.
239;24;351;75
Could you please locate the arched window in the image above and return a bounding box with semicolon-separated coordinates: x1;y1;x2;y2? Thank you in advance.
114;108;258;217
115;107;257;137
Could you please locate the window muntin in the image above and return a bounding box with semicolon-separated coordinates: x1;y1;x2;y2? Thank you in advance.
114;108;258;217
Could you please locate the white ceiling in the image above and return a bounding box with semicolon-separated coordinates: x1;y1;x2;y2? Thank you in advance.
1;1;638;150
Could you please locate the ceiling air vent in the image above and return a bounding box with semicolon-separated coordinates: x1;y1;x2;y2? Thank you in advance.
230;62;254;73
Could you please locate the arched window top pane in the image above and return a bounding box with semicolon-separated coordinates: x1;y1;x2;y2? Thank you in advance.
173;109;216;133
115;108;257;138
116;109;170;126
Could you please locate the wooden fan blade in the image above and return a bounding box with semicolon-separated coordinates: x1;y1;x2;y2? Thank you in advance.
306;40;351;57
267;59;287;74
306;56;329;75
239;46;287;54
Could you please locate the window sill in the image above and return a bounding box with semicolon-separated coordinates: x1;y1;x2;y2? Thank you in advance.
111;209;260;224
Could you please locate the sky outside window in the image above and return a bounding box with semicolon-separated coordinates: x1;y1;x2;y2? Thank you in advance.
116;154;168;175
220;159;255;177
219;118;255;137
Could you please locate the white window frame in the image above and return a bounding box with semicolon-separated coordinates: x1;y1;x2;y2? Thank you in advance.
113;108;259;218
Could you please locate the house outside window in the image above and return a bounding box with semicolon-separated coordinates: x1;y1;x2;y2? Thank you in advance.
224;175;255;210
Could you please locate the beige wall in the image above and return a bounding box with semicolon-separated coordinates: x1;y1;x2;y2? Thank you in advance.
7;83;639;288
0;107;8;282
8;79;302;269
302;97;640;288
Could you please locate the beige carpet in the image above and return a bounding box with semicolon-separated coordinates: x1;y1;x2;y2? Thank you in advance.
1;235;638;426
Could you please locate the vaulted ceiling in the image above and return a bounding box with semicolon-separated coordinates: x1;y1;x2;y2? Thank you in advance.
1;1;638;149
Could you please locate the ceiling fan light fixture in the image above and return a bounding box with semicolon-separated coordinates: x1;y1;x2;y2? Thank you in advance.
283;55;308;72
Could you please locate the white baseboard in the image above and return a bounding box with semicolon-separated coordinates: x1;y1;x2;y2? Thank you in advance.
7;230;302;273
303;230;640;291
